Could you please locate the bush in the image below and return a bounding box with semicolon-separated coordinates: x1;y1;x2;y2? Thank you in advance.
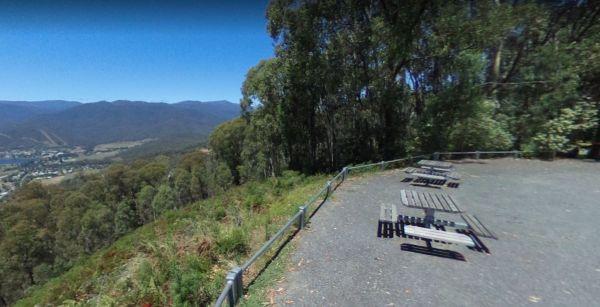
216;228;249;256
134;259;167;305
529;100;598;158
448;100;513;152
243;183;266;210
172;272;206;307
275;170;304;188
171;257;212;306
205;201;227;221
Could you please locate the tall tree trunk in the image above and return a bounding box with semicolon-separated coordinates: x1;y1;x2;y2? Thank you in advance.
308;101;318;173
486;42;503;96
328;112;337;171
493;43;502;81
431;57;442;94
27;268;35;286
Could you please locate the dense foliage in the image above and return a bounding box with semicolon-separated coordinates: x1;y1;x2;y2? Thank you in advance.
0;151;234;304
233;0;599;176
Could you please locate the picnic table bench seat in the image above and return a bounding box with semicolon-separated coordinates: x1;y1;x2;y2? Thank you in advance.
417;159;453;170
403;225;475;247
404;167;461;180
398;215;469;229
421;166;454;173
378;204;397;238
414;173;446;181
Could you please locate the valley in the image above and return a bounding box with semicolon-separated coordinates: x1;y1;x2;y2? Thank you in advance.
0;147;108;201
0;100;240;202
0;100;240;150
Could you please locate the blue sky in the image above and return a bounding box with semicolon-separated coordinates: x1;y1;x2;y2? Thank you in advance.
0;0;273;103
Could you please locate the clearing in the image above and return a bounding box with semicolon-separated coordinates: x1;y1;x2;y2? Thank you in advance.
270;158;600;306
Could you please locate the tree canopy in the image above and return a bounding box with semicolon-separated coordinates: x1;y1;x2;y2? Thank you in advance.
235;0;599;176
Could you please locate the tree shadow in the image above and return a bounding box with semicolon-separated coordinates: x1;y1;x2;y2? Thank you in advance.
410;178;445;188
308;190;331;219
447;159;488;164
400;243;466;261
245;227;300;289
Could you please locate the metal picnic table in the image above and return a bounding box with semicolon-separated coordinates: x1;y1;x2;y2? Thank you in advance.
400;189;463;227
399;189;477;248
417;159;453;172
409;160;457;186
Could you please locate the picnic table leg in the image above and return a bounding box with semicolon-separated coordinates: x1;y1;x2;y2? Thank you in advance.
423;208;435;228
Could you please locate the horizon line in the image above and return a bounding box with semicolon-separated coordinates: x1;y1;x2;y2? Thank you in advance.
0;99;239;104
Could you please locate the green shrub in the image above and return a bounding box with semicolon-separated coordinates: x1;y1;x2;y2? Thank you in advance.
448;100;513;152
529;100;597;158
216;228;249;256
134;259;167;305
244;193;265;210
172;271;207;307
211;204;227;221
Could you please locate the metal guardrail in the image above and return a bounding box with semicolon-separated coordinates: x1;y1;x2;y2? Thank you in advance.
214;150;522;306
434;150;525;160
214;170;343;306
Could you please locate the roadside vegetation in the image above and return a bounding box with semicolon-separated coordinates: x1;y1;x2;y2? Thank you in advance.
9;169;325;306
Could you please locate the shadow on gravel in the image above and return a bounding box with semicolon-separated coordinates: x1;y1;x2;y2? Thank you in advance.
581;159;600;163
400;243;466;261
246;180;338;289
447;160;488;165
246;228;301;289
309;191;331;219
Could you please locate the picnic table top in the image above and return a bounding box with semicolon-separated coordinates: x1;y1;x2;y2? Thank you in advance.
417;159;453;169
400;189;462;213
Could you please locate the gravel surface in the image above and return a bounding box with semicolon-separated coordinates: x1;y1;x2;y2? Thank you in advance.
274;158;600;306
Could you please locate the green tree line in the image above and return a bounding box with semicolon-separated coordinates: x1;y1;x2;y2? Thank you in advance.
226;0;598;178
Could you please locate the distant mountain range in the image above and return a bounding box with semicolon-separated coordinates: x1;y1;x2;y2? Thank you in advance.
0;100;81;125
0;100;239;150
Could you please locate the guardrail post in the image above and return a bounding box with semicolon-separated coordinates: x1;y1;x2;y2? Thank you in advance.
297;206;307;229
226;267;243;306
224;280;234;306
341;167;348;181
513;150;519;158
326;180;332;196
379;161;385;170
475;151;480;159
433;152;440;160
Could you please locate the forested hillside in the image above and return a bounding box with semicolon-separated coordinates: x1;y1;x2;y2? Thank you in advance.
0;150;236;304
1;1;599;306
0;148;324;305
